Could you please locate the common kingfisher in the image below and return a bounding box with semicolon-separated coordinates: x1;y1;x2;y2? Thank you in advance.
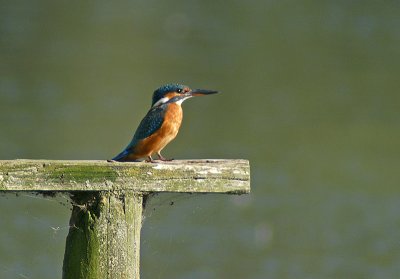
111;83;218;162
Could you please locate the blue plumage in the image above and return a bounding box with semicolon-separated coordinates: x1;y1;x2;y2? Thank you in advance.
131;105;166;143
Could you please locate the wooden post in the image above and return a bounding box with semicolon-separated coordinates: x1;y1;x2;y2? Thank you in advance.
62;191;143;278
0;159;250;279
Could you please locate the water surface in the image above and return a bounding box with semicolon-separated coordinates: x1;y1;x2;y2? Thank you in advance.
0;1;399;278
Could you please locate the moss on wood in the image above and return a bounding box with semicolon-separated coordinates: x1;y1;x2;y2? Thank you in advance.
62;192;101;279
0;159;250;193
62;191;143;279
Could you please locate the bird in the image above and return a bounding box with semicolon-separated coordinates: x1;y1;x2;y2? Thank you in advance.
110;83;218;162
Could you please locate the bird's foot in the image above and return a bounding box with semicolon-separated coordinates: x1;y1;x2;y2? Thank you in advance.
107;159;117;163
157;153;173;161
146;156;157;163
159;157;174;162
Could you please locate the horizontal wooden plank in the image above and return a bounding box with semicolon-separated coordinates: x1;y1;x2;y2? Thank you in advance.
0;159;250;194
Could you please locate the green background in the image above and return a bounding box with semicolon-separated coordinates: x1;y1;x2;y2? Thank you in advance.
1;1;399;278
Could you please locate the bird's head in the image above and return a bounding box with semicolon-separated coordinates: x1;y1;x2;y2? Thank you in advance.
152;83;218;107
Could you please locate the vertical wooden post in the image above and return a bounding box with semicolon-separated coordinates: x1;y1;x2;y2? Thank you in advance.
62;191;143;279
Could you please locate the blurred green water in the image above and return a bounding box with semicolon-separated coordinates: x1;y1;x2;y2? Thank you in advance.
1;0;399;278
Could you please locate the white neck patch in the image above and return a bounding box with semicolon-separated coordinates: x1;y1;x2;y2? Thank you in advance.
152;97;170;107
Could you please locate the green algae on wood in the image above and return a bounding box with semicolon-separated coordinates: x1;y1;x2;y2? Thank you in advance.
62;192;102;279
62;191;143;279
0;159;250;193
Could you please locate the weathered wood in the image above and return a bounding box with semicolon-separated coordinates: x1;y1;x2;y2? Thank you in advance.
0;159;250;279
62;191;142;279
0;159;250;193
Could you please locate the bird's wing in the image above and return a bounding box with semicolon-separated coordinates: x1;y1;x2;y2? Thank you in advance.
112;105;166;161
131;105;166;143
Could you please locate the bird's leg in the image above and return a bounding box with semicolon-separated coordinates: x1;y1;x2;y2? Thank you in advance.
146;155;156;163
157;151;173;161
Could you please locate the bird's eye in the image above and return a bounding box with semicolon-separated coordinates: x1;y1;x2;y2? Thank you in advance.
177;89;182;93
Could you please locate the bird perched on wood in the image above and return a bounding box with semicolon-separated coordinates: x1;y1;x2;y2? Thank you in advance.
111;83;218;162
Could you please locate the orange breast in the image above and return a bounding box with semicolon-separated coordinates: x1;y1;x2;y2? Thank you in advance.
131;103;183;159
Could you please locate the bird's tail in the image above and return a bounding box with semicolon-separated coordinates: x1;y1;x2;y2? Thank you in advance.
111;149;130;161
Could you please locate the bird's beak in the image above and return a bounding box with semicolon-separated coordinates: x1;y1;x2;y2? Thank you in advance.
189;88;219;97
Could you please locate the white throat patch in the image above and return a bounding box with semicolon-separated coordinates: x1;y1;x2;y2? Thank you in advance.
175;96;192;105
